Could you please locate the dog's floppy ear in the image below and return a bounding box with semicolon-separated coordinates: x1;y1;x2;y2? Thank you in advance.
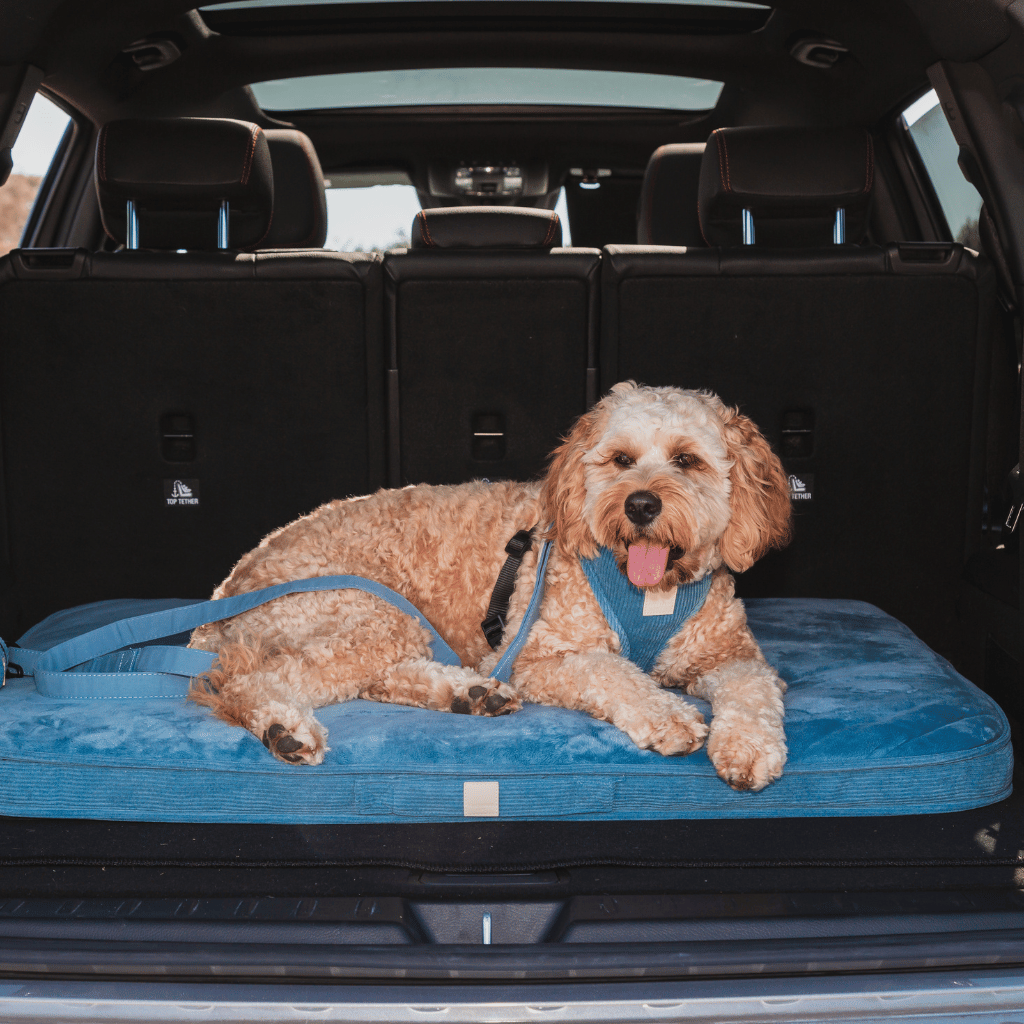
541;405;604;559
716;404;792;573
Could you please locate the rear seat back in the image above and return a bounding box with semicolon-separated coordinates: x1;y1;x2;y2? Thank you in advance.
604;127;996;660
383;207;600;486
0;119;383;634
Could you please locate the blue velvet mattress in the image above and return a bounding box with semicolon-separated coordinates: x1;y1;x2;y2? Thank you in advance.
3;597;1012;823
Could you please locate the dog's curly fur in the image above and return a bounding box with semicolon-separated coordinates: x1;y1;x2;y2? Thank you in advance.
189;383;792;789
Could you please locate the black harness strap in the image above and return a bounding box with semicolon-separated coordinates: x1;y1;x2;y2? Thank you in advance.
481;529;535;650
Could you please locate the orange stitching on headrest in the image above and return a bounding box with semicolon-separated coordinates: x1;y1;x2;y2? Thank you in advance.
543;212;559;247
417;210;434;247
240;125;260;186
714;131;731;193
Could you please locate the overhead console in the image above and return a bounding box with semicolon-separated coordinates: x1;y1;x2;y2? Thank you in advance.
427;161;549;199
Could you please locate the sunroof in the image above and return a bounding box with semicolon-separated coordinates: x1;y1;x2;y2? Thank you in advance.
208;0;767;8
251;67;724;111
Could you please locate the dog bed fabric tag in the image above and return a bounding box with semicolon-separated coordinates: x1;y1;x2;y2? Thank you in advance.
643;587;678;617
464;781;499;816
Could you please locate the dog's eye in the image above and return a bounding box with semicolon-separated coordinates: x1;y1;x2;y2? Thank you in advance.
613;453;634;467
674;452;701;469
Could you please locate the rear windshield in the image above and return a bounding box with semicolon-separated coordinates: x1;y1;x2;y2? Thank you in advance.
250;67;725;111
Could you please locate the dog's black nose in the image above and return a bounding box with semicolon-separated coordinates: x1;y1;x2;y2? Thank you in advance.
624;490;662;525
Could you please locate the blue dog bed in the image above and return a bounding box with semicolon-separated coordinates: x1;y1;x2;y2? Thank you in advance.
1;597;1011;823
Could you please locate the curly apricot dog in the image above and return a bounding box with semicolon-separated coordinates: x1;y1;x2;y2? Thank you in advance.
189;383;792;790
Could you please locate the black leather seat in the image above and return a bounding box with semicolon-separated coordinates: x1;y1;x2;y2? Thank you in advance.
0;118;383;634
262;128;329;249
637;142;706;246
383;206;600;486
601;126;997;663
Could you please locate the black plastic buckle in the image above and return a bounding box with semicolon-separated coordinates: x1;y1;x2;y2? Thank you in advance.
481;615;506;649
505;530;533;557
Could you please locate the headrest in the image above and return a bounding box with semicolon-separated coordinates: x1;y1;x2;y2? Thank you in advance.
96;118;274;251
697;127;874;247
637;143;706;246
261;129;328;249
411;207;562;249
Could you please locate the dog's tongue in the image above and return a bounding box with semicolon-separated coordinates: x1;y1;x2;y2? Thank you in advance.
626;543;670;587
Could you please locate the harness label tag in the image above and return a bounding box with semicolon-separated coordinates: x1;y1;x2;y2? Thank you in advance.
642;587;677;617
464;780;499;817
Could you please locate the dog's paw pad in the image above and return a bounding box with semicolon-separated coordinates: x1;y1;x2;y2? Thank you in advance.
473;683;521;717
484;692;510;712
261;722;325;765
449;682;521;717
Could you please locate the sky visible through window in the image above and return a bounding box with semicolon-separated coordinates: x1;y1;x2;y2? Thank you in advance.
324;185;572;250
903;89;982;246
0;93;71;255
252;67;724;112
11;94;70;176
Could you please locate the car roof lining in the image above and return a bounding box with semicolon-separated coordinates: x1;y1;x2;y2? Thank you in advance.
9;0;939;129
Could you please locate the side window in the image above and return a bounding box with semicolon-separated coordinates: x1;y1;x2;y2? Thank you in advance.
902;89;983;248
0;93;72;256
555;186;572;244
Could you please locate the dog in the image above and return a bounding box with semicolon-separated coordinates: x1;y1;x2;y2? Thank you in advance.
189;382;792;790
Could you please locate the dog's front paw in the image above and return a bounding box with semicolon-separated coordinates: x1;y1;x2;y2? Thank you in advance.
617;696;707;756
253;703;328;765
706;713;786;791
642;708;708;756
452;681;521;717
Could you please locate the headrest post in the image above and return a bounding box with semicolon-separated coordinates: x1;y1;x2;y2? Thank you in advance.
217;199;230;250
697;127;874;247
126;199;139;250
741;208;755;245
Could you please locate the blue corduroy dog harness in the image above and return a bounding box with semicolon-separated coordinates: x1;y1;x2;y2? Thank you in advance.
579;548;713;673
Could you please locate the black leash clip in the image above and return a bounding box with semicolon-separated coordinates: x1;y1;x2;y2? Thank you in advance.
481;528;535;650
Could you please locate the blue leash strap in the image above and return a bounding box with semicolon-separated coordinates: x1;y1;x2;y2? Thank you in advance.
17;575;462;699
0;542;553;699
490;539;553;684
